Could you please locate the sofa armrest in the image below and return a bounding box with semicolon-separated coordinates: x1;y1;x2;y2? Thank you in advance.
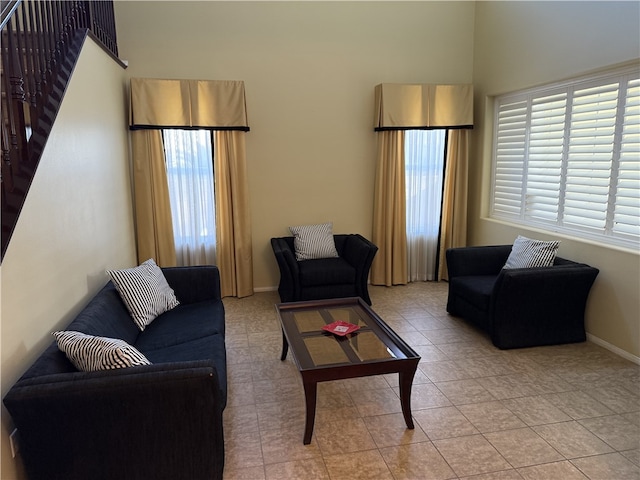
4;361;225;480
446;245;512;278
490;263;599;349
271;237;300;302
162;265;221;304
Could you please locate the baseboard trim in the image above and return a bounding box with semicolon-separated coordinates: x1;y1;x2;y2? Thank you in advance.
586;333;640;365
253;286;278;293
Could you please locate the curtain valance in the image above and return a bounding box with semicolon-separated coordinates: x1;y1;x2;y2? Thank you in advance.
374;83;473;130
129;78;250;131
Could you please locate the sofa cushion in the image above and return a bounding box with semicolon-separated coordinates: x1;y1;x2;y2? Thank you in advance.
133;299;225;351
140;333;227;408
449;275;497;312
53;331;151;371
289;222;339;260
298;257;356;287
503;235;560;269
107;259;180;331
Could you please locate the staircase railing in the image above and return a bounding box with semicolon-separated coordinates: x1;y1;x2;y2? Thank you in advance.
1;0;120;262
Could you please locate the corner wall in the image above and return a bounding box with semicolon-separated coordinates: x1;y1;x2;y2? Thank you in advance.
471;2;640;358
0;38;136;479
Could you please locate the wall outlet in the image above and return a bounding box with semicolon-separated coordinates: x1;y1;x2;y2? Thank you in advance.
9;429;19;458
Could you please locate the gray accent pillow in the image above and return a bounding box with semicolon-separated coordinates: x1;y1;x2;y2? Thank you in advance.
107;259;179;331
503;235;560;269
53;331;151;371
289;222;339;261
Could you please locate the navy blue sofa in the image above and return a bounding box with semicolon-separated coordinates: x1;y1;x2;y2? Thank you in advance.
446;245;599;350
3;266;227;480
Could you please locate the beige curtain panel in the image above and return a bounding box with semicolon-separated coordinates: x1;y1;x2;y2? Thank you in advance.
131;130;177;267
374;83;473;129
371;131;408;286
130;78;249;130
438;129;470;281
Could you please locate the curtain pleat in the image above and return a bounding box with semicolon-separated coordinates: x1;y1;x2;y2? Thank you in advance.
131;130;177;267
214;130;254;298
371;130;408;286
438;129;469;280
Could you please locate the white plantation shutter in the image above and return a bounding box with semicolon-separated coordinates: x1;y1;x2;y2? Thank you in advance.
613;78;640;240
491;64;640;249
492;100;527;217
526;92;567;223
564;82;619;231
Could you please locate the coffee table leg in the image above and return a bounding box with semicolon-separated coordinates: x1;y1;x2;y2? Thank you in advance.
399;367;417;429
280;329;289;361
302;379;317;445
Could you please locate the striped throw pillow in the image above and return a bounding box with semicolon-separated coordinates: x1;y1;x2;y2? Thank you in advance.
107;259;179;331
289;222;339;261
53;331;151;371
503;235;560;269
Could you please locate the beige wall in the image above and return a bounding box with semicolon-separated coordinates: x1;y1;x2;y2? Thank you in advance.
471;2;640;358
0;38;135;479
114;1;476;290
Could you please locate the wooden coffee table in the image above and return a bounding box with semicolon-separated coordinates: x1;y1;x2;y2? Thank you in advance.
275;297;421;444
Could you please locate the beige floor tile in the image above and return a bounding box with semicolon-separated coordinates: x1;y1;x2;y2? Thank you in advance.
225;430;264;469
435;378;496;405
315;417;377;455
380;441;456;479
413;406;479;440
350;386;403;417
517;460;588;480
533;420;614;459
621;448;640;467
459;470;524;480
584;385;640;414
419;359;474;382
260;427;322;465
579;414;640;451
324;449;394;479
476;375;539;400
571;452;640;480
501;395;572;426
264;458;329;480
484;427;564;468
223;465;266;480
457;401;527;433
542;390;615;420
434;434;511;477
410;382;453;410
363;412;429;447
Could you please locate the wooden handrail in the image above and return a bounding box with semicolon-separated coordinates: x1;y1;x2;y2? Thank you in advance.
1;0;120;262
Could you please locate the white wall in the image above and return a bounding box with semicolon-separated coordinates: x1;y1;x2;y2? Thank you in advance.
0;38;136;479
471;1;640;358
114;1;476;290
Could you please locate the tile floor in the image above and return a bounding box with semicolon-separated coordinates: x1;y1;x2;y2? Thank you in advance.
221;282;640;479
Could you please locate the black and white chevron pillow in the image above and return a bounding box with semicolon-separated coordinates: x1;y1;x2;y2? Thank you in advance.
503;235;560;269
107;259;179;331
53;331;151;371
289;222;339;261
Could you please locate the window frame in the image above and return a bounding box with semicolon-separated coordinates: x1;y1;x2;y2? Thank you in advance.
489;63;640;250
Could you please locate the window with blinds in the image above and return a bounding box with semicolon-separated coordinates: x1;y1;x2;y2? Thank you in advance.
491;65;640;249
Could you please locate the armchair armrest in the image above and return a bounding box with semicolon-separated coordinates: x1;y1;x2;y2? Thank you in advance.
162;265;221;304
446;245;513;278
490;263;599;349
342;234;378;304
4;361;225;480
271;237;301;302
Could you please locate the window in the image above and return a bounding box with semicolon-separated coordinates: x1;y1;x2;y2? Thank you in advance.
405;129;447;281
162;129;216;266
491;65;639;249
